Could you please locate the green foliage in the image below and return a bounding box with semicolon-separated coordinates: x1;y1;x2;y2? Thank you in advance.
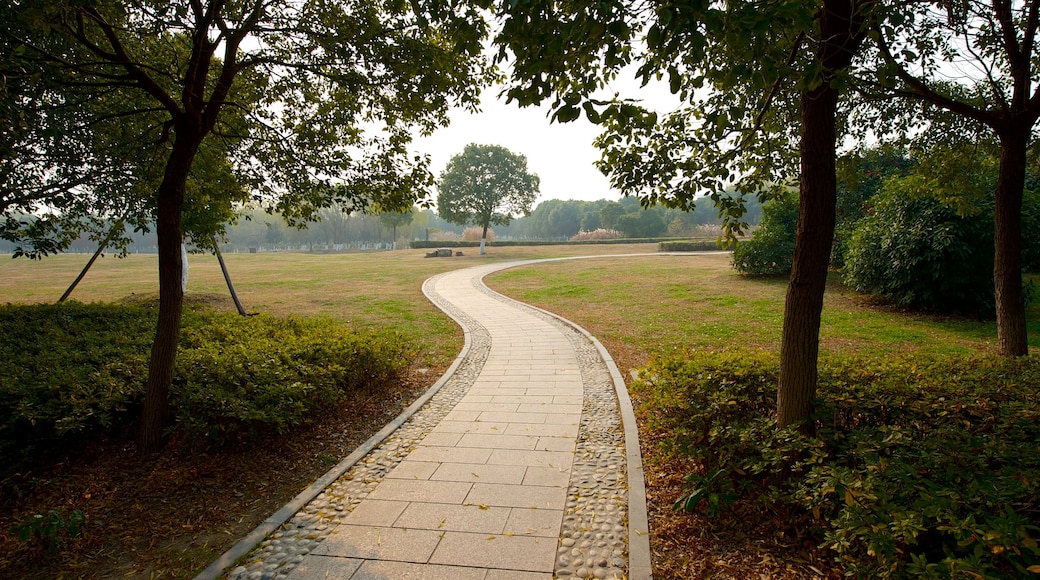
0;302;153;452
832;149;912;268
1022;188;1040;273
173;313;412;444
658;240;721;252
615;208;667;238
0;303;413;461
731;193;799;276
635;351;1040;578
11;509;85;554
843;186;995;316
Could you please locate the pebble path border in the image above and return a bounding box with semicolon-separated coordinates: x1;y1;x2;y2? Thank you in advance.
198;259;659;580
473;277;629;579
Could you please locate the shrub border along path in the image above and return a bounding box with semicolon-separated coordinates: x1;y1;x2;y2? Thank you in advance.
197;255;685;579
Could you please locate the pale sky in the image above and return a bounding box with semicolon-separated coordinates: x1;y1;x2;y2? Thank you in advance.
410;89;617;204
411;74;680;206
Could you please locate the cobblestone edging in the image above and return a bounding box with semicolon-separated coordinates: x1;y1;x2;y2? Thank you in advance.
474;277;629;580
222;273;491;580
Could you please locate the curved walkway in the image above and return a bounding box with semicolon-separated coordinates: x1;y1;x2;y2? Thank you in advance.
200;258;653;580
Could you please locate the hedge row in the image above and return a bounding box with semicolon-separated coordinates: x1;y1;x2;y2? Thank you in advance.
409;237;696;249
635;350;1040;578
658;240;725;252
0;302;413;464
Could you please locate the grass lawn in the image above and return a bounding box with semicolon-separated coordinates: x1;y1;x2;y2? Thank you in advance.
486;252;1034;377
486;252;1040;578
1;243;663;369
2;244;1034;578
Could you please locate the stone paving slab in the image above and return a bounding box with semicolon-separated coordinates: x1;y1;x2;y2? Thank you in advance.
198;256;667;580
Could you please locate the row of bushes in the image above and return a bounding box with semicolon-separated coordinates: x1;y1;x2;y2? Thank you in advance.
634;350;1040;578
732;187;1040;316
0;302;413;466
658;239;725;252
409;236;693;249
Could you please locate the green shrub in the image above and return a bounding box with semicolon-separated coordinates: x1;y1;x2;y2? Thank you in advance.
731;193;799;276
634;351;1040;578
0;302;153;456
173;313;412;444
658;239;723;252
843;191;995;316
0;303;414;463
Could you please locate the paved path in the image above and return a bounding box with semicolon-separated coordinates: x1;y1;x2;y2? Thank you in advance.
201;259;652;580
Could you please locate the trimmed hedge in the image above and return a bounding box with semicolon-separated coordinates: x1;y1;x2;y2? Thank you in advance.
0;302;414;463
658;239;724;252
409;237;686;249
634;350;1040;578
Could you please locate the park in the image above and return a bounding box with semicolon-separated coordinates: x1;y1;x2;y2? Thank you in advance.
3;0;1040;578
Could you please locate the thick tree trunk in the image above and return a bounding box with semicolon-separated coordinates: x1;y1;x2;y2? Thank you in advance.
777;0;865;433
138;139;199;453
777;84;839;434
480;223;488;255
994;129;1029;356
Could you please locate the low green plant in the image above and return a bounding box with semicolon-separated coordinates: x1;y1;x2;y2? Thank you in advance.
731;193;799;277
634;350;1040;578
11;509;86;554
173;312;413;444
658;239;722;252
0;302;153;460
0;302;415;466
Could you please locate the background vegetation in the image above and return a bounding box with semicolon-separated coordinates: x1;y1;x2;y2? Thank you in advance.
487;252;1040;578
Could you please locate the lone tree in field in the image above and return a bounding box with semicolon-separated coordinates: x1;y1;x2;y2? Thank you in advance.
1;0;492;452
437;143;539;254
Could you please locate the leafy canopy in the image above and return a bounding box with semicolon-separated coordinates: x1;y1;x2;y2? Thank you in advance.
1;0;494;256
437;143;540;232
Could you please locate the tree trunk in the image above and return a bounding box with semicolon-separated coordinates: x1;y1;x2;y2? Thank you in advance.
994;129;1029;356
777;84;839;434
138;138;199;453
777;0;865;433
480;223;488;255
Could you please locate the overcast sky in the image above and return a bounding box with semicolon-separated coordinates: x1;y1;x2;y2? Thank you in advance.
410;72;680;207
410;90;617;205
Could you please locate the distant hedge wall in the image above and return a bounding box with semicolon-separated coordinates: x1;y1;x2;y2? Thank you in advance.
409;237;695;249
658;240;726;252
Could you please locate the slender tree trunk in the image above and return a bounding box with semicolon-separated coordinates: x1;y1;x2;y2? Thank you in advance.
778;84;839;434
777;0;865;433
139;138;200;453
480;223;488;255
214;236;247;316
994;129;1029;356
58;220;123;303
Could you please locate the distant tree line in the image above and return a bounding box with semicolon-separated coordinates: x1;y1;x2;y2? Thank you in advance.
1;194;762;255
455;194;763;241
